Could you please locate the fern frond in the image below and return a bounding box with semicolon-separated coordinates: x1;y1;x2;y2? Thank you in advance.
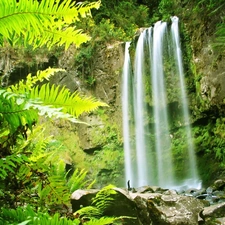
0;154;27;179
0;90;38;132
10;68;65;92
86;217;121;225
27;83;108;118
8;68;108;121
67;168;95;193
0;206;80;225
74;206;102;220
37;173;71;206
92;185;117;212
0;0;101;49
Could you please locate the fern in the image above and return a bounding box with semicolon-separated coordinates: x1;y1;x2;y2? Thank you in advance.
74;207;125;225
0;205;80;225
27;83;108;118
0;0;101;49
67;168;95;193
0;90;38;133
91;185;117;212
86;217;123;225
74;206;102;220
0;154;27;179
37;175;71;207
0;68;108;134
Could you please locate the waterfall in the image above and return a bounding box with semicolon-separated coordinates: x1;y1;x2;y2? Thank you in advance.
122;42;134;186
151;21;175;188
133;30;149;187
122;17;201;189
171;16;200;188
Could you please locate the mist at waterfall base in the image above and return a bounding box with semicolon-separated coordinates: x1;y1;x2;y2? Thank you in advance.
122;17;202;191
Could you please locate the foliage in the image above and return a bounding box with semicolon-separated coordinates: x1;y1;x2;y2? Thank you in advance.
67;168;96;193
0;203;124;225
0;0;100;50
90;0;150;40
85;123;124;186
0;68;107;164
214;16;225;52
191;118;225;184
0;205;80;225
73;0;150;83
91;185;117;213
0;1;109;224
0;124;95;211
193;0;225;13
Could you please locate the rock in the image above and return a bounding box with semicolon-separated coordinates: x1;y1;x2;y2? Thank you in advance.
131;192;204;225
71;189;99;212
71;187;141;225
202;202;225;219
216;217;225;224
150;186;168;193
83;145;103;155
104;188;141;225
136;186;155;193
213;179;225;191
71;187;204;225
163;189;178;195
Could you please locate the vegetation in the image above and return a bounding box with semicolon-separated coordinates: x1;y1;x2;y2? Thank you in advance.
1;0;225;223
0;0;118;224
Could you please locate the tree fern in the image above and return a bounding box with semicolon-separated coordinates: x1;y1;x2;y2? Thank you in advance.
0;0;101;49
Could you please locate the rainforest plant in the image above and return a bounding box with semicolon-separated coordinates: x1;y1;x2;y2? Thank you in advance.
0;0;112;223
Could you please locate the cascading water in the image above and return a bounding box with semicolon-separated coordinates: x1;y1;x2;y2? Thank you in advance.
151;21;175;188
122;42;134;186
171;16;199;187
133;30;149;187
122;17;201;189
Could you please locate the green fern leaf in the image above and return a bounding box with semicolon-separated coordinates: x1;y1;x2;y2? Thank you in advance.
74;206;102;220
85;217;118;225
0;92;38;132
0;0;100;49
92;185;117;212
7;68;108;123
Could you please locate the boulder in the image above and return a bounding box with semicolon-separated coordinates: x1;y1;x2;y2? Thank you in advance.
71;187;204;225
130;192;204;225
202;202;225;219
71;189;98;212
212;179;225;191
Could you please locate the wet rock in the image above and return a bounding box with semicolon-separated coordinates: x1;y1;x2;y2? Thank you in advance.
202;202;225;223
71;189;98;212
136;186;155;193
213;179;225;191
202;202;225;218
